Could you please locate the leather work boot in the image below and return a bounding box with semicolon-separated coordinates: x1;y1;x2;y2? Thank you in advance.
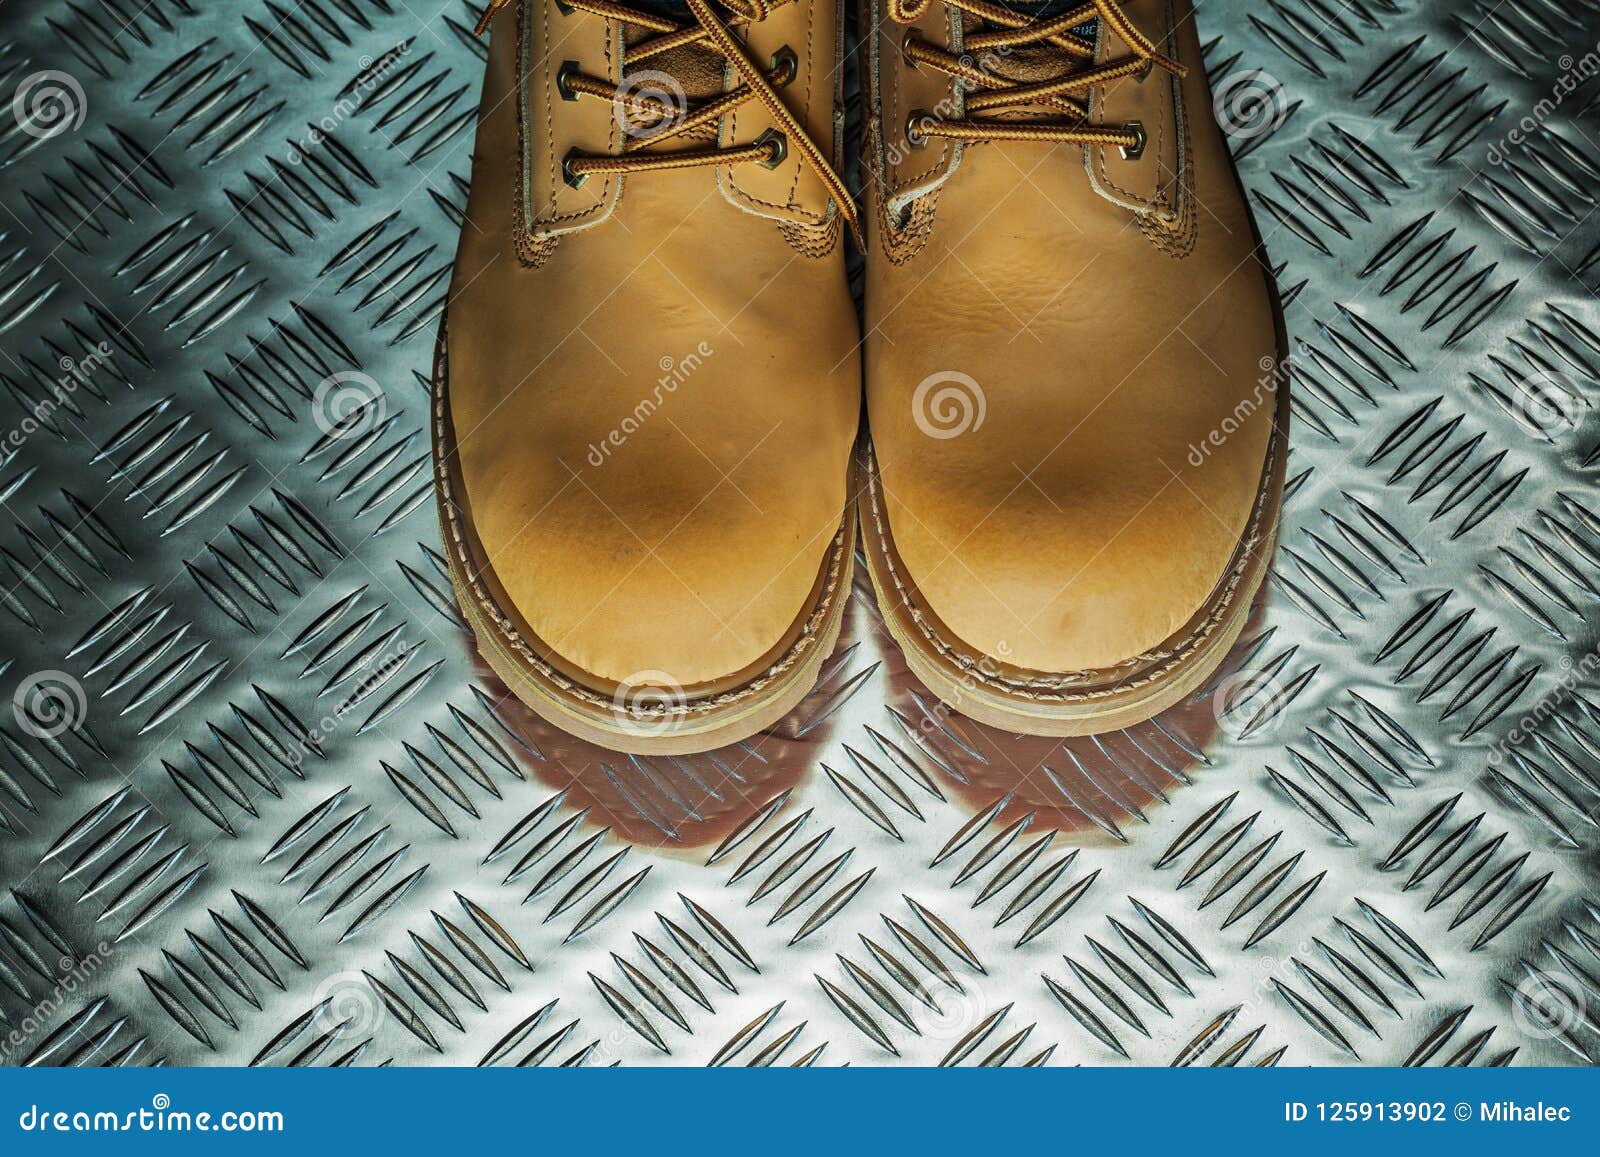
859;0;1288;735
435;0;861;753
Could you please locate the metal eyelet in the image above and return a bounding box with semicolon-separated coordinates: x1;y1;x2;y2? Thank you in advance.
555;0;575;13
769;45;798;87
900;27;923;69
561;148;589;188
1135;59;1154;83
1119;121;1147;161
905;109;932;150
755;128;787;169
556;60;581;101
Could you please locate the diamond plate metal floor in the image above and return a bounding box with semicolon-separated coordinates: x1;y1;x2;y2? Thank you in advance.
1;0;1599;1068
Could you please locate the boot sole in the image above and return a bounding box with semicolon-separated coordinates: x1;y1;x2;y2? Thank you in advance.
858;380;1287;738
432;323;856;755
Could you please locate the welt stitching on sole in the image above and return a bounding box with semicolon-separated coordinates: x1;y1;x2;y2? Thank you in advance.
863;400;1285;704
433;325;850;725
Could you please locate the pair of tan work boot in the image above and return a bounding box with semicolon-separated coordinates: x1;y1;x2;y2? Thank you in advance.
434;0;1288;755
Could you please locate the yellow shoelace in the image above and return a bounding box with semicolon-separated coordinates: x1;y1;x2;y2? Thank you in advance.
890;0;1185;154
478;0;859;238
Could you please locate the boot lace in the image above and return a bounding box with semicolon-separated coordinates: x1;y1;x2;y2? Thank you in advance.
478;0;858;235
889;0;1185;155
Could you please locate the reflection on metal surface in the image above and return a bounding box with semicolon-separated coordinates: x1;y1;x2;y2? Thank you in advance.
0;0;1599;1069
482;585;1264;852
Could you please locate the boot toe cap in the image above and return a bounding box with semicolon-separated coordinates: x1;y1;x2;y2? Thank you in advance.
880;427;1274;676
461;439;848;691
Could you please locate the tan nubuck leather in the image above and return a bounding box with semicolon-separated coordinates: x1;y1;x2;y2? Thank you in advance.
858;0;1289;734
436;0;861;752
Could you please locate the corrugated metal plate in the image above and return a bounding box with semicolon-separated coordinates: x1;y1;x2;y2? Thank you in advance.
0;0;1598;1068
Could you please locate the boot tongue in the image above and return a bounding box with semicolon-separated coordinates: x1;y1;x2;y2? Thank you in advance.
981;0;1097;22
634;41;729;102
961;4;1101;87
620;2;726;104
